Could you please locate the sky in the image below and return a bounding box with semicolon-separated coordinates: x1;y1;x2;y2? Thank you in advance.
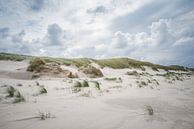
0;0;194;67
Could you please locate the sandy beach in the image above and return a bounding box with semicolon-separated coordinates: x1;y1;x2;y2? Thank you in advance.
0;60;193;129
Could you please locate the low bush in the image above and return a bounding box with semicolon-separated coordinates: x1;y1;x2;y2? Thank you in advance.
82;80;89;87
79;65;103;78
6;86;25;103
104;77;117;81
126;71;138;76
27;58;46;72
145;105;154;115
92;81;100;90
6;86;15;97
39;86;47;94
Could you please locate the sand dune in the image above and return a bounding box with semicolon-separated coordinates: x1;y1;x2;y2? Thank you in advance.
0;60;194;129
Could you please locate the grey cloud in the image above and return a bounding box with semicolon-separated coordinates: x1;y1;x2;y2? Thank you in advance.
0;27;9;38
0;29;32;54
47;24;64;45
26;0;45;11
87;5;108;14
110;0;194;33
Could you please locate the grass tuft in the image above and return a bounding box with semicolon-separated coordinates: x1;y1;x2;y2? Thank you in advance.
145;105;154;115
39;86;47;94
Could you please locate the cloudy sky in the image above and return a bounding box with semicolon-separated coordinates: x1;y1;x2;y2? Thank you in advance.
0;0;194;67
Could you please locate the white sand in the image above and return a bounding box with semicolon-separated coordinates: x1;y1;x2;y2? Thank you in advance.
0;61;194;129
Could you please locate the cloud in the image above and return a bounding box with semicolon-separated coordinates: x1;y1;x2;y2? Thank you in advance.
0;27;9;38
26;0;45;11
110;0;194;33
87;5;108;15
0;28;32;54
107;11;194;67
46;24;65;45
0;0;194;67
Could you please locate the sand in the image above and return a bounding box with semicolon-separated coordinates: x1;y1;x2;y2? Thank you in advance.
0;60;194;129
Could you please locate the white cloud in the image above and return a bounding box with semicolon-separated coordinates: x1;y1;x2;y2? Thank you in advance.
0;0;194;66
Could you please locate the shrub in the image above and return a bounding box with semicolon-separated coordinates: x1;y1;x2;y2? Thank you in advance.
92;81;100;90
39;86;47;94
27;58;46;72
6;86;25;103
72;87;81;93
31;74;40;79
36;81;40;86
79;65;103;78
117;77;122;83
82;80;89;87
140;81;147;86
152;67;159;71
145;105;154;115
67;72;78;78
126;71;138;76
73;81;82;88
6;86;16;97
104;77;117;81
38;111;51;120
147;79;151;83
17;83;23;87
13;91;25;103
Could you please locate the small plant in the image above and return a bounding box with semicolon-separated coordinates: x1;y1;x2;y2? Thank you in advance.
72;87;81;93
82;80;89;87
38;111;51;120
152;67;159;71
147;79;151;83
153;79;159;85
81;91;92;97
31;74;40;79
126;71;138;76
145;105;154;115
6;86;16;97
13;91;25;103
140;81;147;86
17;83;23;86
117;77;122;83
39;86;47;94
79;65;103;78
6;86;25;103
67;72;78;78
36;81;40;86
92;81;100;90
104;77;117;81
73;81;82;88
27;58;46;72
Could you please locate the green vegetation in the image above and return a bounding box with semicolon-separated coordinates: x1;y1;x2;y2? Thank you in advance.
38;111;52;120
136;80;148;88
0;52;191;71
104;77;117;81
0;52;32;61
82;80;89;87
6;86;25;103
13;91;25;103
126;70;139;76
91;81;101;90
72;80;90;93
156;72;188;81
27;58;46;72
39;86;47;94
73;81;82;88
145;105;154;115
73;80;89;88
6;86;15;97
79;65;103;78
